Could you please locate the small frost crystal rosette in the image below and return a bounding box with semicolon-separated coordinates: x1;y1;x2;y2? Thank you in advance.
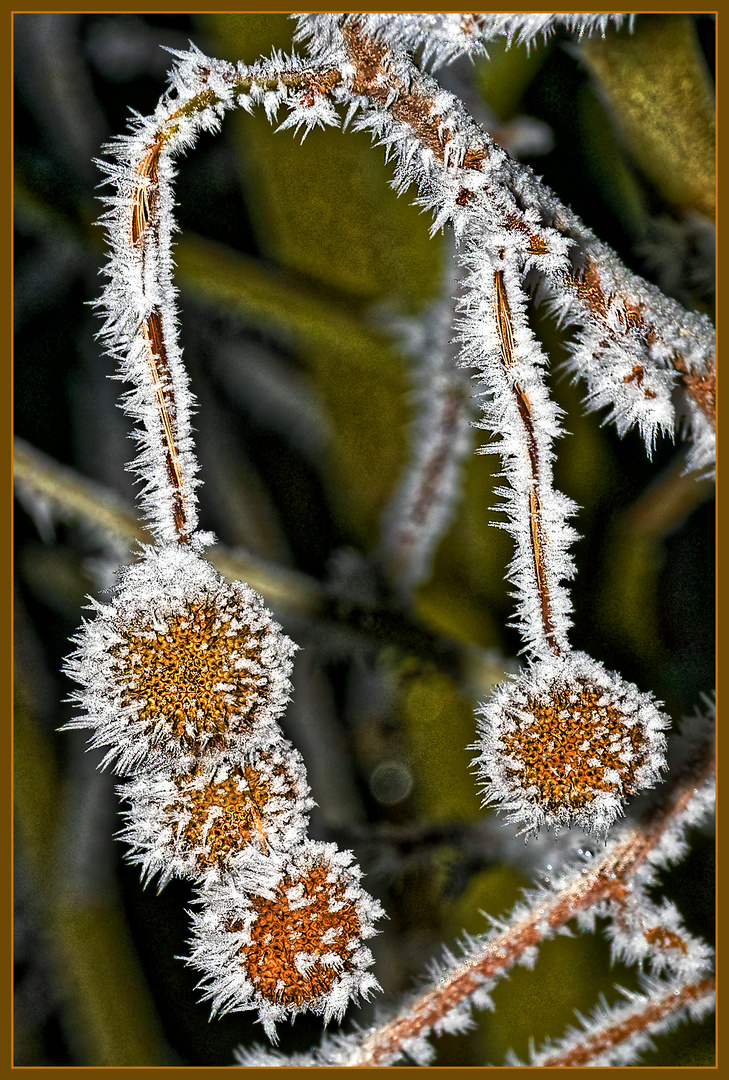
472;653;670;836
188;841;385;1040
64;545;297;773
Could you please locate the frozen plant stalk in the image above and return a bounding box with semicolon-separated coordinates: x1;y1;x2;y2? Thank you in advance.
63;41;384;1041
294;14;682;834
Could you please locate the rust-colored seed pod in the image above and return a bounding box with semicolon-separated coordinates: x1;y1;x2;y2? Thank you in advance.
187;841;384;1039
500;679;650;811
239;860;364;1006
112;595;268;749
473;652;670;836
65;547;297;773
118;740;313;886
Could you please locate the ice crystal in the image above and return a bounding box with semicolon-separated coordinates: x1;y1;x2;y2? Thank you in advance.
604;894;714;982
118;736;314;886
306;14;634;71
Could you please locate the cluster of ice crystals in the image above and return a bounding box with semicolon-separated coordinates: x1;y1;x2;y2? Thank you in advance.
472;651;670;837
117;738;314;888
533;247;715;463
604;894;714;982
276;90;340;140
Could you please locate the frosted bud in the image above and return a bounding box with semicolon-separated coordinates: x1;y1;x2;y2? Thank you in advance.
63;545;297;774
187;840;385;1041
117;736;314;886
472;652;670;837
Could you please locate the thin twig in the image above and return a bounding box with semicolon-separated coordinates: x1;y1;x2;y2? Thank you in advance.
532;974;715;1067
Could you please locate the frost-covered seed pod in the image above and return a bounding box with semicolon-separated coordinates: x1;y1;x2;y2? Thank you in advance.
118;738;314;886
187;841;384;1040
473;652;670;837
64;545;297;773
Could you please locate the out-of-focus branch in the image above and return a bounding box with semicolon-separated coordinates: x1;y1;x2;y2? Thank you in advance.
379;254;476;596
600;450;715;659
14;438;147;545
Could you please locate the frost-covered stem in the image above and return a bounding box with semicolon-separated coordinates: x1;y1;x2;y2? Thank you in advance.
96;49;342;544
108;90;205;545
319;735;714;1066
307;17;576;655
302;16;715;470
343;14;635;70
530;974;715;1068
488;259;568;655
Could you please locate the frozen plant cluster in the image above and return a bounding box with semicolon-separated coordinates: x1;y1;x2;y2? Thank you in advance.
236;703;716;1066
64;544;385;1038
36;10;714;1067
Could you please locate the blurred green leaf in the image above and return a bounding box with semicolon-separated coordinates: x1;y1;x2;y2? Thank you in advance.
581;16;715;219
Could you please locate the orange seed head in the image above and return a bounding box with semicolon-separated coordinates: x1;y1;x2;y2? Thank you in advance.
473;653;669;836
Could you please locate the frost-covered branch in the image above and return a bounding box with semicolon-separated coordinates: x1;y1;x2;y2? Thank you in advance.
297;15;715;473
236;723;713;1066
347;13;634;70
64;41;395;1042
463;251;578;657
95;46;344;545
291;13;712;840
518;973;715;1067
